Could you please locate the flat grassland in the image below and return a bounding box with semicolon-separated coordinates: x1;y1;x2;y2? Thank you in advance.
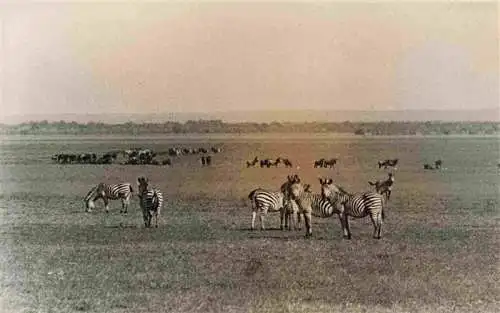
0;135;498;313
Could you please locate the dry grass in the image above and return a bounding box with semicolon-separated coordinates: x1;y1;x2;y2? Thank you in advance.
0;135;498;313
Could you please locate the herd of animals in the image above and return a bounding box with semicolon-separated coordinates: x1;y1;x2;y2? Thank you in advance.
51;146;223;166
81;153;498;238
82;157;411;239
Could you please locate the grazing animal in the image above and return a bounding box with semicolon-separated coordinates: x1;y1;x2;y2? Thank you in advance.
320;179;385;239
137;177;163;228
246;157;259;168
368;173;395;201
206;156;212;166
282;158;293;168
287;179;338;238
324;158;338;168
423;164;435;170
434;159;443;169
201;156;206;166
314;158;325;168
378;159;399;170
162;158;172;166
211;147;222;153
84;183;133;213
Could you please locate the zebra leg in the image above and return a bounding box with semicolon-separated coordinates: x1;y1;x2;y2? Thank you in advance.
155;212;159;228
103;198;110;213
304;212;312;237
280;209;286;231
143;210;149;228
251;211;257;230
295;212;302;230
339;213;351;239
260;212;266;231
370;212;382;239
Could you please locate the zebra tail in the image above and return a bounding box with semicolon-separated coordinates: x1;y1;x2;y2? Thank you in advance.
382;208;385;220
129;185;134;194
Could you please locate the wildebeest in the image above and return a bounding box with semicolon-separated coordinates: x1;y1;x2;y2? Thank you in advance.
423;164;434;170
314;158;325;168
246;157;259;168
378;159;398;169
282;158;293;168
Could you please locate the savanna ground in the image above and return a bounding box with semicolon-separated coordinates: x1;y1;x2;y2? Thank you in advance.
0;134;498;313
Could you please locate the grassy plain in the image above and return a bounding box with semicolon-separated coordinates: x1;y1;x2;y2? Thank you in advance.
0;134;498;313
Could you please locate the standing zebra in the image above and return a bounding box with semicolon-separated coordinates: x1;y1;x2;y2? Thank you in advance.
248;188;299;231
287;179;338;237
84;182;133;213
368;172;395;201
320;179;385;239
137;177;164;228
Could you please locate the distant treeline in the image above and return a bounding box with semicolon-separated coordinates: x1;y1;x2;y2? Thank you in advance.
0;120;499;135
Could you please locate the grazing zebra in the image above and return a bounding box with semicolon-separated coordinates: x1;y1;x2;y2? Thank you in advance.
320;179;385;239
84;182;133;213
286;179;338;238
368;173;395;201
137;177;163;228
246;157;259;168
378;159;398;170
248;188;299;231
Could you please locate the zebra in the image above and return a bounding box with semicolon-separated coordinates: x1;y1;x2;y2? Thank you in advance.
84;182;133;213
368;172;395;201
320;179;385;239
286;179;338;238
434;159;443;169
248;188;300;231
378;158;398;170
137;177;163;228
423;164;435;170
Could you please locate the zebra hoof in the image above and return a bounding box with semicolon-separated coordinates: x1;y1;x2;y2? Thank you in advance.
343;235;352;240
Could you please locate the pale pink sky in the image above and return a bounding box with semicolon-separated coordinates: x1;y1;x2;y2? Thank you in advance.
0;1;498;118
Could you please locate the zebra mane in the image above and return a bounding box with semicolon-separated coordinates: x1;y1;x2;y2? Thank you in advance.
335;185;351;195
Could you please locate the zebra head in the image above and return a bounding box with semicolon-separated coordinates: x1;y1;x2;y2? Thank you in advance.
289;180;308;201
84;185;100;212
137;176;149;194
319;178;341;200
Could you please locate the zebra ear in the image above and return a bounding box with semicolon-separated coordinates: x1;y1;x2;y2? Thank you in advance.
319;177;324;185
327;178;333;185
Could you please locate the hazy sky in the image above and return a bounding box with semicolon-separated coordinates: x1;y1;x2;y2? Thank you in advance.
0;1;498;118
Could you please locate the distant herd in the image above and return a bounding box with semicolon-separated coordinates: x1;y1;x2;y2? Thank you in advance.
51;146;223;166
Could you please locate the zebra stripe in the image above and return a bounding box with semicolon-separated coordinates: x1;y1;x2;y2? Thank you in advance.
321;181;384;239
248;188;299;231
288;182;337;237
139;188;163;228
84;183;133;213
